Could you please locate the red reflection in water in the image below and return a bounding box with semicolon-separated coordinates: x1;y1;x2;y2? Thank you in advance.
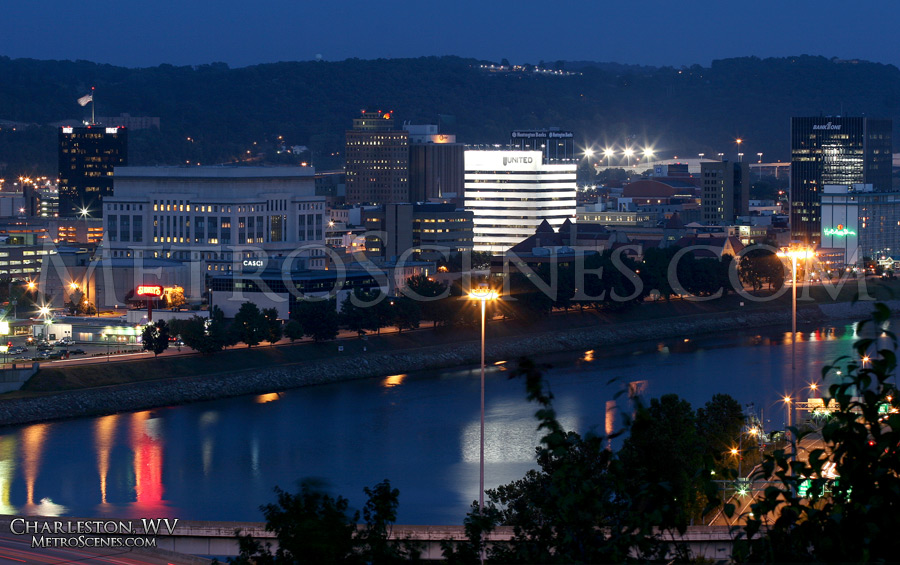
129;411;168;516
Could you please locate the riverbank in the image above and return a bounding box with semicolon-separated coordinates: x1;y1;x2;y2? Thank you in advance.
0;298;893;427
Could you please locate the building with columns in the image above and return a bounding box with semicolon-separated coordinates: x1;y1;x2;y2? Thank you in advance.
102;166;328;275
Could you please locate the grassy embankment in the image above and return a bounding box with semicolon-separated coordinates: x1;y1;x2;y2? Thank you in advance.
12;277;898;398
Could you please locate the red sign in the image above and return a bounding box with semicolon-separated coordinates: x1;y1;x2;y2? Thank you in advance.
136;285;164;297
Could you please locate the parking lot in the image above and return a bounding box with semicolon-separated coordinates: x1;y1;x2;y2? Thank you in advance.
1;335;147;366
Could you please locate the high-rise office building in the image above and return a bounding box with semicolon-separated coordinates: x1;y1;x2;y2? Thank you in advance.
405;124;464;204
790;117;892;244
58;125;127;218
701;161;749;225
465;150;576;253
345;110;409;205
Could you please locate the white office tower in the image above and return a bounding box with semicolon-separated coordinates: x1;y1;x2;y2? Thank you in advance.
464;150;576;253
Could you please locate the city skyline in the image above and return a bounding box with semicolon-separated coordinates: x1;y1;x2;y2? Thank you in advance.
1;0;899;69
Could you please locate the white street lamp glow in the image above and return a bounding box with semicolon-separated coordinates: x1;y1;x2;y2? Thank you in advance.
583;147;594;158
468;284;498;563
622;147;634;158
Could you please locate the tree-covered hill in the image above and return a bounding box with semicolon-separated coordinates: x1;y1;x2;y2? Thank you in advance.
0;54;898;178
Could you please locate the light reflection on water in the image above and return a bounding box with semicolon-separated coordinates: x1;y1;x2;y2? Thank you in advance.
0;321;862;524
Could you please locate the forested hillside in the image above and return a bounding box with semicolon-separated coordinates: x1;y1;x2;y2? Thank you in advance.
0;55;898;178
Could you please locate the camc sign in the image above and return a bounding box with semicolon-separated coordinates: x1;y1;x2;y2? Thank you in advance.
136;285;164;297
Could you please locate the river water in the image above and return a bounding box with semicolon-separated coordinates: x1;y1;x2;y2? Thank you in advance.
0;321;867;525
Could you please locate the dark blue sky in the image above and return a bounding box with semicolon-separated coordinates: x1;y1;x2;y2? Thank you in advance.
3;0;898;69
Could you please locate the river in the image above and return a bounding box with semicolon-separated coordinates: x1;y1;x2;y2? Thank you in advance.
0;320;869;525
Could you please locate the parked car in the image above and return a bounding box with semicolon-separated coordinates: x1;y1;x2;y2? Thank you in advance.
37;343;54;351
68;348;86;355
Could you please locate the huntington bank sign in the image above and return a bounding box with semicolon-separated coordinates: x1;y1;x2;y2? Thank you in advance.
824;224;856;237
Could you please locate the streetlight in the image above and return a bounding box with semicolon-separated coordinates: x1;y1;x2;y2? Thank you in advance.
603;147;614;169
717;152;724;161
641;146;654;165
738;152;744;163
757;152;764;181
736;138;743;160
468;284;499;564
623;147;634;167
583;147;594;159
698;152;705;161
102;333;111;362
777;246;815;457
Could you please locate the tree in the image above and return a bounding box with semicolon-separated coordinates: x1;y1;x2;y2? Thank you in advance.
233;479;358;564
179;311;229;355
141;320;170;357
64;289;96;315
284;319;303;343
618;394;706;531
392;298;420;333
740;246;784;291
166;287;187;309
295;299;339;342
340;289;376;337
696;393;750;476
737;303;900;562
232;479;419;564
640;246;681;300
233;302;268;347
403;275;448;325
262;307;283;345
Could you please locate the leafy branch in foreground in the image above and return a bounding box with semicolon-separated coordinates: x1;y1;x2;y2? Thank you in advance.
737;302;900;562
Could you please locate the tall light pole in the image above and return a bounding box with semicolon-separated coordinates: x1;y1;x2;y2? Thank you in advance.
468;285;498;564
623;147;634;168
717;152;724;161
777;246;814;458
757;152;764;181
736;138;743;160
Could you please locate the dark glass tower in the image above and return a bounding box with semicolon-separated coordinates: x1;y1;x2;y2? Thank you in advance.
790;117;892;244
58;125;128;217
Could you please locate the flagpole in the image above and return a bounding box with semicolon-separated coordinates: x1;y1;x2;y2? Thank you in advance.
91;86;95;125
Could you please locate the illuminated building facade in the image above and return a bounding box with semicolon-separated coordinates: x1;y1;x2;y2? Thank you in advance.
364;202;473;260
820;184;900;265
345;111;409;205
464;150;576;253
58;126;128;218
103;166;327;273
790;117;892;244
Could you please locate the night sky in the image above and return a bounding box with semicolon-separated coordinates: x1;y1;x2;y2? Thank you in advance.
2;0;898;69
